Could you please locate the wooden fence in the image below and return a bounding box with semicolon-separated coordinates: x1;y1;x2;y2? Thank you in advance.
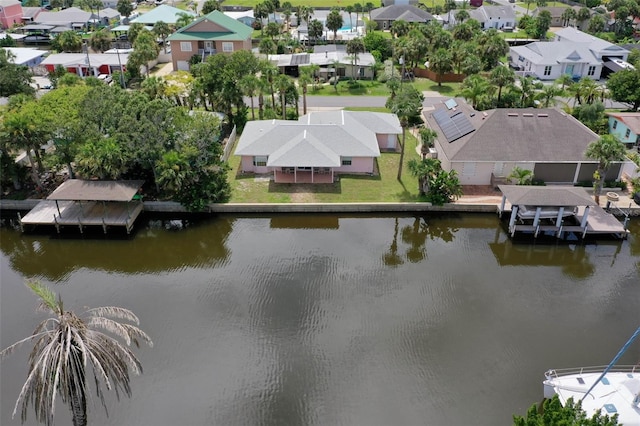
413;68;466;83
221;125;237;162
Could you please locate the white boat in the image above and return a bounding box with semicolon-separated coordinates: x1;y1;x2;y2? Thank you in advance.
543;326;640;425
543;366;640;425
516;205;578;220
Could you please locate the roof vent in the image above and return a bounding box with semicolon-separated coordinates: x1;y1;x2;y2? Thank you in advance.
523;113;533;117
537;113;548;117
507;113;519;117
469;112;475;117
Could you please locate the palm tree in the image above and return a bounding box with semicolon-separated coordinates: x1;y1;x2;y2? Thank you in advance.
89;29;112;53
418;127;438;159
555;73;573;92
326;8;343;44
585;135;627;204
489;66;515;105
298;67;313;115
507;166;534;185
346;38;365;80
539;83;561;107
276;74;291;119
386;86;424;181
460;74;489;109
561;7;577;26
0;281;152;426
57;31;83;53
354;3;362;32
239;74;260;120
408;157;440;195
153;21;172;54
345;5;354;31
176;12;195;29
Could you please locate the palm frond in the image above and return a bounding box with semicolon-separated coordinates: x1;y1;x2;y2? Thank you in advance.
26;281;58;313
86;306;140;324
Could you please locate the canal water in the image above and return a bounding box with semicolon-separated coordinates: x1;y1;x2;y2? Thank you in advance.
1;213;639;426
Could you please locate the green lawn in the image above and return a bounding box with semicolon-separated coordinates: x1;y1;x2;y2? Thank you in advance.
228;132;422;203
515;1;568;8
306;79;461;97
498;29;555;40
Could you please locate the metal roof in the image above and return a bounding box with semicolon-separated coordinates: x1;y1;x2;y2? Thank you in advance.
47;180;144;201
498;185;597;207
432;109;475;143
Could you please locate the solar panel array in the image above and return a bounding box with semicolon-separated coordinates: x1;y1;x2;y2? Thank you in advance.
432;109;475;143
291;54;310;65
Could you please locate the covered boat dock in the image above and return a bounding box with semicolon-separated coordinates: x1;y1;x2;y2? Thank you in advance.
19;180;144;234
497;185;630;240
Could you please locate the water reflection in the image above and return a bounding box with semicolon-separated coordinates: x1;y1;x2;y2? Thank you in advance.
383;216;459;266
0;216;235;280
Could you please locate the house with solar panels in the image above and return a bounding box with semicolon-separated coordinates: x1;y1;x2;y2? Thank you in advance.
234;111;402;183
423;98;625;186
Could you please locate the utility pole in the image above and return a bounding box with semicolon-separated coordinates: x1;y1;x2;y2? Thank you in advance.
83;41;92;77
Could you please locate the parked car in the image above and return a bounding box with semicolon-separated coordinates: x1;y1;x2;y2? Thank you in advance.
97;74;113;85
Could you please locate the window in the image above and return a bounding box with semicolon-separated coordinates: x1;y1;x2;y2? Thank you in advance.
253;156;267;166
518;55;525;62
625;129;631;138
588;66;596;76
462;162;476;177
613;120;618;129
543;66;552;76
222;42;233;53
180;42;192;52
341;157;352;166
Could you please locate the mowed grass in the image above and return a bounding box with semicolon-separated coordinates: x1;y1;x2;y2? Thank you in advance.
515;1;568;7
228;132;422;203
307;79;462;97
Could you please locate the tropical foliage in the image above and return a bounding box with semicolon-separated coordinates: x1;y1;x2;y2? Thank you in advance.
0;281;152;426
513;395;619;426
585;135;627;203
408;158;462;205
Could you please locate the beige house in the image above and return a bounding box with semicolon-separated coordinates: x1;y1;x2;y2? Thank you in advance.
167;10;252;71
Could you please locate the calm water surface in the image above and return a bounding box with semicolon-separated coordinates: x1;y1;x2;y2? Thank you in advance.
1;213;639;426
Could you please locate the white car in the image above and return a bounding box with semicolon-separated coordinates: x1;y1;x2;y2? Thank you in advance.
97;74;113;85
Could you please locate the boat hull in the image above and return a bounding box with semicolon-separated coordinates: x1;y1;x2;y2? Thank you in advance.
543;367;640;425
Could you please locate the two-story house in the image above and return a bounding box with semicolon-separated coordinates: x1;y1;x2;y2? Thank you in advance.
167;10;252;71
509;27;630;80
606;112;640;149
0;0;23;29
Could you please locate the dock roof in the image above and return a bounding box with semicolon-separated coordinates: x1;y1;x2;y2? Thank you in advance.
498;185;598;207
47;180;144;201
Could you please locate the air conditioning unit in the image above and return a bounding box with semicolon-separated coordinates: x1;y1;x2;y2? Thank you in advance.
428;147;438;159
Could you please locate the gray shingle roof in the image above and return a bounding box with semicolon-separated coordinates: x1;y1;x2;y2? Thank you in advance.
370;5;433;22
35;7;92;26
424;100;599;163
470;5;515;23
235;112;400;166
511;42;600;65
498;185;597;206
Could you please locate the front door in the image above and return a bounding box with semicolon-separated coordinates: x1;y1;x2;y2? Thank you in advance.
565;64;574;76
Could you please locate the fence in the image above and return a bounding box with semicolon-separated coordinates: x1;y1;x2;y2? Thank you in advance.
412;68;466;83
221;125;237;162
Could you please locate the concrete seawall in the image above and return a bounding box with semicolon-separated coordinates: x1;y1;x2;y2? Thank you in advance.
1;199;499;215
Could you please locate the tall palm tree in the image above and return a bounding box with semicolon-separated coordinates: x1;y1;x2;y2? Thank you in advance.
298;67;313;115
386;86;424;181
239;74;260;120
276;74;291;119
153;21;172;54
585;135;627;204
489;66;515;105
1;281;152;426
539;83;561;107
408;157;439;195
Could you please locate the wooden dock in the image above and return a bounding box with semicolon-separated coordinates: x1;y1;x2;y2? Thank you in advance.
20;200;144;234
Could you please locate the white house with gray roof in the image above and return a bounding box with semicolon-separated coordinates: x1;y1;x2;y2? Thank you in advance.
234;111;401;183
34;7;92;29
450;5;515;29
422;99;623;186
510;27;630;80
